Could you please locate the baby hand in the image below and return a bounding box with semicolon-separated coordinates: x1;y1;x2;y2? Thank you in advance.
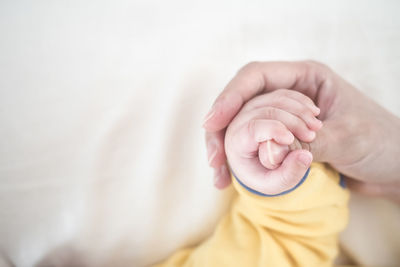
225;89;322;195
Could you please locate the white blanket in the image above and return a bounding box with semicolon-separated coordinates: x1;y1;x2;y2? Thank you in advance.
1;0;399;266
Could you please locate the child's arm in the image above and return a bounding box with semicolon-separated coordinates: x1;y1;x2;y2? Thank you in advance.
154;90;349;267
155;163;349;267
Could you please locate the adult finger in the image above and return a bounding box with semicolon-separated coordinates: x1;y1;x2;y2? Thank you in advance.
213;164;232;189
203;61;328;132
205;130;232;189
205;130;225;168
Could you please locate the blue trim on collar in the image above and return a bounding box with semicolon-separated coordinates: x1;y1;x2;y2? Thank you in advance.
232;168;311;197
339;174;346;188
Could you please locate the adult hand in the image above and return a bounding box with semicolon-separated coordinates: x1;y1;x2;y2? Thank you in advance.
204;61;400;203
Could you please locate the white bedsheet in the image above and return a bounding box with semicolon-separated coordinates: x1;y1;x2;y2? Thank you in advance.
1;0;399;266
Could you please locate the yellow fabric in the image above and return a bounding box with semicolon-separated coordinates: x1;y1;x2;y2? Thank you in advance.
155;163;350;267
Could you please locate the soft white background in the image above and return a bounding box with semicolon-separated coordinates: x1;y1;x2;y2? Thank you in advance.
1;0;399;266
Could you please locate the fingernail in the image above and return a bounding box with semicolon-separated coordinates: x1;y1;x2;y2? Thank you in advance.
266;140;276;166
207;140;218;165
298;153;312;167
203;108;215;126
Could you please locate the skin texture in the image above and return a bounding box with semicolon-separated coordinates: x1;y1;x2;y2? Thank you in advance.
204;61;400;203
224;90;321;195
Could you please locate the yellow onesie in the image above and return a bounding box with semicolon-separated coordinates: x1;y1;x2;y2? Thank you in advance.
155;163;349;267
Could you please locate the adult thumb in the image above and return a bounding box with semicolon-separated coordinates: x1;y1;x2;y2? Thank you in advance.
288;120;333;162
308;120;336;162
